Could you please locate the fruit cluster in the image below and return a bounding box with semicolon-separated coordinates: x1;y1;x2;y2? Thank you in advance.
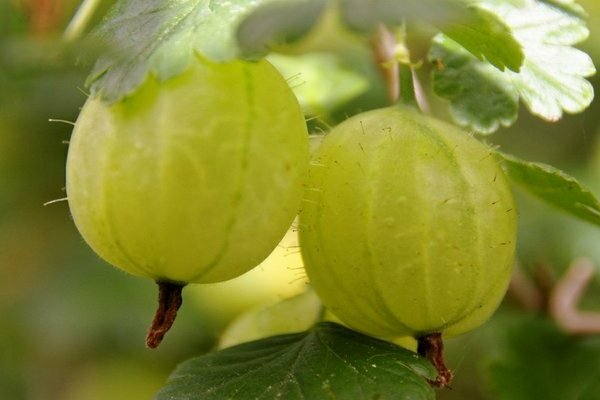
67;57;516;361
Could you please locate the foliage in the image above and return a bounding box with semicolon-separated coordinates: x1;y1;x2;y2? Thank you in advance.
488;314;600;400
431;0;595;133
157;322;436;400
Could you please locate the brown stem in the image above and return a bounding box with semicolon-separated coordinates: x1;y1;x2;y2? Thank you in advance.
146;281;184;349
533;262;557;304
549;257;600;335
417;332;453;388
508;262;544;312
372;24;399;104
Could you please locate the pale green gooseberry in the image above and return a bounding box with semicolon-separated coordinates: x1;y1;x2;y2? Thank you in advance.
67;56;308;285
300;105;516;339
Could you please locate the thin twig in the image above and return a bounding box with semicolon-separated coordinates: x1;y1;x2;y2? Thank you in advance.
372;24;399;104
63;0;103;42
549;257;600;335
508;262;544;311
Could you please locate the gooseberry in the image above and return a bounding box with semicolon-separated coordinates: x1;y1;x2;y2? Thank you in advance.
66;56;308;347
299;105;516;339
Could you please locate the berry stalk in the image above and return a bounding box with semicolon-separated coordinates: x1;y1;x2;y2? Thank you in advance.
417;332;452;388
146;281;184;349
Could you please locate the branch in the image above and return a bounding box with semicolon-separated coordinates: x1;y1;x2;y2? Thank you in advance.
549;257;600;335
63;0;104;41
508;262;544;311
372;24;399;104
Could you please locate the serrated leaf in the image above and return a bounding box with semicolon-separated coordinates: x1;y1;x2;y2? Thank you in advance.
268;52;369;117
430;0;596;133
86;0;274;102
488;315;600;400
496;151;600;227
487;0;596;119
430;35;519;133
156;322;436;400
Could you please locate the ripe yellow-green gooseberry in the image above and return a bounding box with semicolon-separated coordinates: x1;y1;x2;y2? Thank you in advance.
299;105;516;385
218;289;322;349
66;56;309;347
187;228;308;327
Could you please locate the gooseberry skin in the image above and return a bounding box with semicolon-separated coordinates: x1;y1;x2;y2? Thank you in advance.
67;57;308;284
299;106;516;338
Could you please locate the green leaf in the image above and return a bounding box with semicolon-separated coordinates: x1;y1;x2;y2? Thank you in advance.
86;0;274;102
488;315;600;400
156;322;436;400
487;0;596;119
430;35;519;133
341;0;523;71
539;0;587;17
236;0;522;73
338;0;467;32
268;52;369;117
236;0;328;57
430;0;596;133
441;6;523;72
496;151;600;227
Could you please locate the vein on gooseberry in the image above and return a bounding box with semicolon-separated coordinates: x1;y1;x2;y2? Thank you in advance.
365;130;414;335
186;64;255;283
430;128;483;330
101;107;155;279
310;134;394;335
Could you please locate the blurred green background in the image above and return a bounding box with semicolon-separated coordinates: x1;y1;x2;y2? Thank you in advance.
0;1;599;399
